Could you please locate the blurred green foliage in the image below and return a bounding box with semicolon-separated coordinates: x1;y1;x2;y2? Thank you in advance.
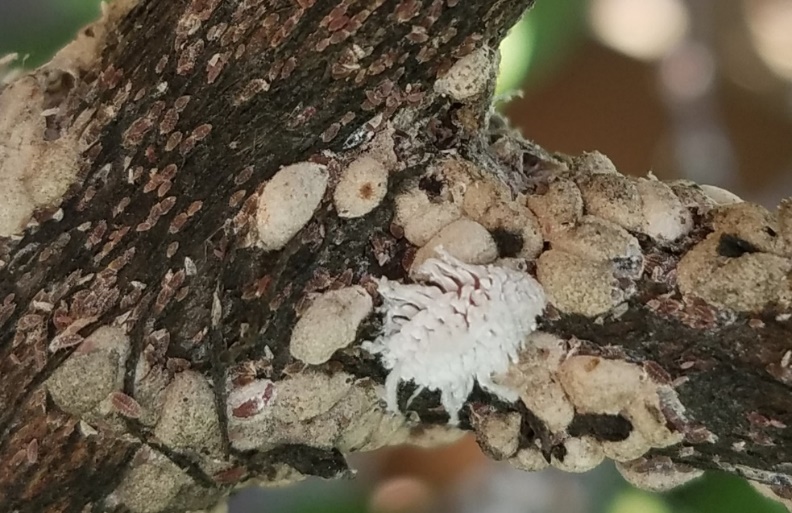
0;0;100;66
293;498;367;513
609;488;672;513
496;0;587;95
665;472;786;513
605;472;787;513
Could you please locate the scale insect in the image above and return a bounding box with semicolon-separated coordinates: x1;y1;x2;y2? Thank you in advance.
363;249;546;424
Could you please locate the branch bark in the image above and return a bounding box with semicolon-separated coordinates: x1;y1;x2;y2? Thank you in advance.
1;1;792;512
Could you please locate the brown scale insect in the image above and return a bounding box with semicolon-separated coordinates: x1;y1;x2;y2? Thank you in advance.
321;5;347;28
159;108;179;134
207;23;228;42
179;135;198;156
174;95;191;111
113;197;131;217
364;89;383;107
190;327;208;345
646;296;683;318
421;0;443;27
352;8;371;25
25;439;38;465
169;213;189;234
147;101;167;118
229;190;247;208
177;39;205;75
331;269;354;289
321;123;341;143
175;287;190;302
234;79;269;105
394;0;422;23
49;333;84;352
329;30;350;45
242;275;273;300
406;26;430;43
17;314;44;332
234;166;254;185
327;14;350;32
415;46;437;63
157;181;173;197
186;200;203;217
229;380;275;419
123;117;154;148
333;61;360;80
206;53;227;84
77;186;97;212
314;37;331;52
213;466;247;485
110;391;143;419
165;131;183;152
155;55;169;74
158;196;177;215
340;111;356;125
281;57;297;79
680;297;717;330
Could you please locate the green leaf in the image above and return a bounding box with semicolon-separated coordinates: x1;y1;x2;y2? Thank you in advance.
0;0;101;67
496;0;587;96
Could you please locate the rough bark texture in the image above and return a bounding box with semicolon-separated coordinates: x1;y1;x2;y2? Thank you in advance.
1;1;792;512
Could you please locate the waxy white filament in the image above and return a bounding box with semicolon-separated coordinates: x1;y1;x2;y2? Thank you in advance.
364;250;546;424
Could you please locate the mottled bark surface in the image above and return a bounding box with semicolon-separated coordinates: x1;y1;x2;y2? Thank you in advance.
1;0;792;512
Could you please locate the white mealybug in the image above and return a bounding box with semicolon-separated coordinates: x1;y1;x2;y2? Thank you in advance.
363;249;546;424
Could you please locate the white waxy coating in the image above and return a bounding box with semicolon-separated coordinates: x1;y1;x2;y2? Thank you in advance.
333;156;388;218
462;182;544;260
45;326;129;417
510;447;549;471
557;355;684;461
526;177;584;237
602;430;654;462
433;47;495;101
0;76;82;237
557;355;645;414
499;333;574;434
471;411;521;460
411;218;498;273
677;232;792;311
636;178;692;243
153;371;222;454
551;436;605;473
577;173;644;232
112;446;195;513
571;151;617;174
290;286;373;365
536;249;622;317
255;162;328;251
226;372;356;452
364;250;546;425
548;216;643;277
616;459;703;492
712;202;786;256
394;187;461;246
699;184;743;205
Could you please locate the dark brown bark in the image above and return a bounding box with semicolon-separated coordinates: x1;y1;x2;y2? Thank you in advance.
1;0;791;512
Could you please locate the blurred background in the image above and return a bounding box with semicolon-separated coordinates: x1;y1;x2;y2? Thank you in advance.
2;0;791;512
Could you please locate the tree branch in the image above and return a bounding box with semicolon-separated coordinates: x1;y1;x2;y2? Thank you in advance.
1;0;791;512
